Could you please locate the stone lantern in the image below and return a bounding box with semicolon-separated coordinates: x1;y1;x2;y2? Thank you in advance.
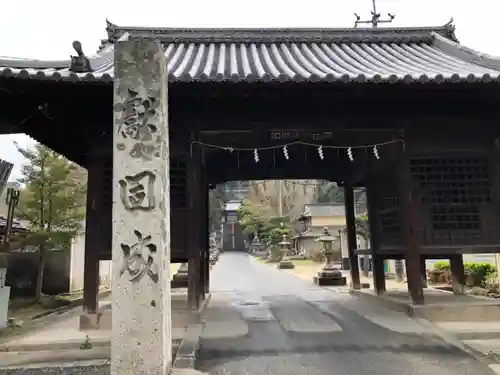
277;233;295;269
314;227;346;286
250;232;264;255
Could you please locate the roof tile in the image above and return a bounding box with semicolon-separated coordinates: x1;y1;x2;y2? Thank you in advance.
1;24;500;84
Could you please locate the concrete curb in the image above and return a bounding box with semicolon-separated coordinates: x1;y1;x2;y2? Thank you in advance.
0;338;111;353
349;289;500;365
414;318;500;365
29;290;112;321
172;292;212;369
172;323;205;369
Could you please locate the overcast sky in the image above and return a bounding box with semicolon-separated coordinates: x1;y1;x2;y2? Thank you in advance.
0;0;497;180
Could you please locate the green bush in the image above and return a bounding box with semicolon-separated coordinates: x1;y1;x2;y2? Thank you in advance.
268;245;282;261
310;248;325;263
432;261;496;287
433;261;450;272
464;262;496;287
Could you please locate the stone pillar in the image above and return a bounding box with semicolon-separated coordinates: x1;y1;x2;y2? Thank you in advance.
112;39;171;375
81;163;101;329
344;186;361;289
367;184;386;294
394;259;405;283
450;254;465;294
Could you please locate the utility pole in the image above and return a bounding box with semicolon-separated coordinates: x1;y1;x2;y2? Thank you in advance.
278;180;283;217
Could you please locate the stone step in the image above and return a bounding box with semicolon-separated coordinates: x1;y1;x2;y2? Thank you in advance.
463;339;500;357
436;321;500;340
0;341;183;369
489;364;500;374
0;348;110;369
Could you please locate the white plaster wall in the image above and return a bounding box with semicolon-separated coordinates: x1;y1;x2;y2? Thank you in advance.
69;224;113;292
340;231;369;258
69;231;85;292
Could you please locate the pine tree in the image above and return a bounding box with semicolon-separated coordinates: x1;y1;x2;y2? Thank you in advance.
14;143;87;301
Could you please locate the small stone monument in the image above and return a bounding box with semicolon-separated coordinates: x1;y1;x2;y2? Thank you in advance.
277;234;295;270
0;254;10;329
314;227;346;286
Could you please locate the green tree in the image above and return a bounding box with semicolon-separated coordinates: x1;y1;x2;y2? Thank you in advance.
316;182;344;203
14;143;87;301
238;199;269;240
238;200;291;244
355;214;370;239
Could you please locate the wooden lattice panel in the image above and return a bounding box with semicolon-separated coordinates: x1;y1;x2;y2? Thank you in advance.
411;157;491;232
170;159;187;209
379;188;401;246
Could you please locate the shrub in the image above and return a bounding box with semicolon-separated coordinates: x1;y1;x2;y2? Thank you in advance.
485;272;500;293
433;261;450;272
268;245;282;261
310;248;325;263
464;262;496;287
432;261;497;287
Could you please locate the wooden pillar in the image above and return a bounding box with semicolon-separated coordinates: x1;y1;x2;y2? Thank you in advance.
421;256;428;288
367;184;386;294
198;177;207;301
345;186;361;289
112;39;171;374
81;162;101;329
204;184;210;294
398;146;424;305
450;254;465;294
187;149;201;310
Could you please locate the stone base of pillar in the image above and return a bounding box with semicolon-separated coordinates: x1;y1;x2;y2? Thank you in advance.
79;312;102;330
277;260;295;269
171;263;189;288
451;279;465;294
314;268;346;286
350;280;370;289
314;276;347;286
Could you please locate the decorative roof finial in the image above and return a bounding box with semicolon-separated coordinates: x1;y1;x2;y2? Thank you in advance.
69;41;92;73
354;0;395;28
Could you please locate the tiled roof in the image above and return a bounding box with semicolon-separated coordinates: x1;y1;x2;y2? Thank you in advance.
303;204;346;217
2;20;500;84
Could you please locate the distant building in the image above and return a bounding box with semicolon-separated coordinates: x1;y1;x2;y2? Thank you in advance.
293;204;346;259
293;203;369;268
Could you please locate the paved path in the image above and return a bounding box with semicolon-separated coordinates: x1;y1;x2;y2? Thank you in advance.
198;253;495;375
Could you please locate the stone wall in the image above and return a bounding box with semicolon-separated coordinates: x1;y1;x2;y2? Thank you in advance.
6;249;70;296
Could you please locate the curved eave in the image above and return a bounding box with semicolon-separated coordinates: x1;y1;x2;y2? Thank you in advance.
0;57;69;70
431;32;500;71
1;66;500;85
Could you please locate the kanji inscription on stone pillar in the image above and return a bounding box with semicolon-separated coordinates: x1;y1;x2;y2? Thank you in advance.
112;39;171;375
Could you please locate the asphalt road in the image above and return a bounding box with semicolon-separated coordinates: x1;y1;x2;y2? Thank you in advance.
197;252;495;375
